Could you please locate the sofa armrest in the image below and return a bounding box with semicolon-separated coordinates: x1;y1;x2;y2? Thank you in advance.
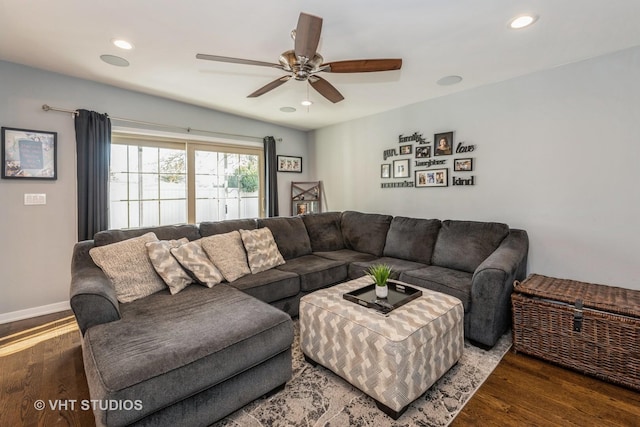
70;240;121;335
467;229;529;346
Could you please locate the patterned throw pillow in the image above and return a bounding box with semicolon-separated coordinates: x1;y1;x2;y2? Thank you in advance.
146;238;193;294
170;240;224;288
239;228;285;274
200;231;251;282
89;232;166;303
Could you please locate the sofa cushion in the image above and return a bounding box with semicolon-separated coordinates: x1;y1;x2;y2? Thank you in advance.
228;268;300;303
200;231;251;282
348;257;429;280
89;232;166;303
94;224;200;246
432;220;510;273
341;211;392;256
301;212;345;252
257;217;312;260
199;219;257;237
400;266;472;311
276;255;347;292
383;216;441;264
146;238;193;294
240;228;285;274
313;249;378;264
170;240;224;288
82;285;293;426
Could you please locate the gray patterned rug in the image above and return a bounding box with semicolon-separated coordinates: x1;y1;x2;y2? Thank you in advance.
215;321;511;427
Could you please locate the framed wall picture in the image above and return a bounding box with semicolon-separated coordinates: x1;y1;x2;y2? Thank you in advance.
277;155;302;173
454;158;474;171
415;146;431;158
415;168;448;187
1;127;57;179
434;131;454;156
393;159;410;178
381;163;391;178
399;144;412;155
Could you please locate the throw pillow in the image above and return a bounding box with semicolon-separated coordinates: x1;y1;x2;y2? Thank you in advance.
170;240;224;288
200;231;251;282
89;232;166;303
146;238;193;294
239;228;285;274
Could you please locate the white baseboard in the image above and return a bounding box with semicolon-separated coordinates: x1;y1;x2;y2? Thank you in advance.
0;301;71;325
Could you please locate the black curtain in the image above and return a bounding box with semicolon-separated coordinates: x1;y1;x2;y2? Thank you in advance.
75;110;111;241
263;136;279;217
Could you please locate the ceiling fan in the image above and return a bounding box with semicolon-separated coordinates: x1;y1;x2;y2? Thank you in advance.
196;12;402;103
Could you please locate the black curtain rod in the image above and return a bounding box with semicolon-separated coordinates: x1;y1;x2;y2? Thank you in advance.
41;104;280;142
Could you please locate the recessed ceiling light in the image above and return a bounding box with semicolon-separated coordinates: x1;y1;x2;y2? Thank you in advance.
436;75;463;86
509;15;538;29
100;54;130;67
301;100;313;106
112;39;134;50
280;106;296;113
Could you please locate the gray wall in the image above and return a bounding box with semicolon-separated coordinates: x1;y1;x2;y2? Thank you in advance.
0;60;309;319
311;46;640;290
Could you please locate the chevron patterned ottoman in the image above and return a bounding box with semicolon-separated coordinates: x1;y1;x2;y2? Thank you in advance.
300;276;464;419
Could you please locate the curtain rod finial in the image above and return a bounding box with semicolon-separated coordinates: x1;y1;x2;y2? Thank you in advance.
42;104;51;111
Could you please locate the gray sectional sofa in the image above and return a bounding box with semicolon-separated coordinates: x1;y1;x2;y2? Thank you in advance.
70;210;528;426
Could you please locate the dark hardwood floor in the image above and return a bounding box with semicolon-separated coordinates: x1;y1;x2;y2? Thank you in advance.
2;311;639;426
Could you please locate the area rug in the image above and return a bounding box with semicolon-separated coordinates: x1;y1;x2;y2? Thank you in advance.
214;321;512;427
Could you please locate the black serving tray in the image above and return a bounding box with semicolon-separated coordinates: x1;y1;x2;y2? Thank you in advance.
343;280;423;314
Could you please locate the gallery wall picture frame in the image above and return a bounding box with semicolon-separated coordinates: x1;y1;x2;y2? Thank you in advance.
454;158;474;171
399;144;412;155
381;163;391;178
393;159;410;178
415;168;448;187
415;146;431;158
1;127;57;180
277;155;302;173
434;131;454;156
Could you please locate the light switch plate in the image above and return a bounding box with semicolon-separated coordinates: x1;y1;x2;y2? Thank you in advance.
24;193;47;205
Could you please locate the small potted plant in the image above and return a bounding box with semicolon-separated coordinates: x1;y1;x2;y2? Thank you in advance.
366;264;392;299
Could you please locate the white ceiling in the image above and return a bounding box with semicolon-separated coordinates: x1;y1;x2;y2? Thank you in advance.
1;1;639;131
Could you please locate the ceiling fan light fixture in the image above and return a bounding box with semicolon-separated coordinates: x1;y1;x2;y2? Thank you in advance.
112;38;134;50
509;14;538;29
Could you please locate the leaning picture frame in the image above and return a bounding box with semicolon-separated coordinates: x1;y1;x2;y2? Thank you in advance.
393;159;410;178
1;127;57;180
277;155;302;173
415;168;448;187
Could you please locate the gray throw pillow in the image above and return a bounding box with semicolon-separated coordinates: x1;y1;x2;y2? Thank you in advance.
200;231;251;282
239;228;285;274
146;238;193;294
170;240;224;288
89;232;166;303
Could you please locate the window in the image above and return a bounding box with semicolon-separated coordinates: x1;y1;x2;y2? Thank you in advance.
109;134;264;228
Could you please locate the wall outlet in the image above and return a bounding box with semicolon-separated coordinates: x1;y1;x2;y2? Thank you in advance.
24;193;47;205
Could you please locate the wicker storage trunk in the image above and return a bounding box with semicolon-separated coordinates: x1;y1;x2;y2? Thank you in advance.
512;274;640;391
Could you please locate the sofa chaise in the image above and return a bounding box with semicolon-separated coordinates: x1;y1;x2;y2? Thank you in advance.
70;210;528;426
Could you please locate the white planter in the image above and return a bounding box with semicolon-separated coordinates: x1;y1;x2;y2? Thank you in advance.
375;284;388;299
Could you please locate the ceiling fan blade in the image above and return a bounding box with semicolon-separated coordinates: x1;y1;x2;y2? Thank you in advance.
294;13;322;60
196;53;283;69
247;76;292;98
309;76;344;103
322;59;402;73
